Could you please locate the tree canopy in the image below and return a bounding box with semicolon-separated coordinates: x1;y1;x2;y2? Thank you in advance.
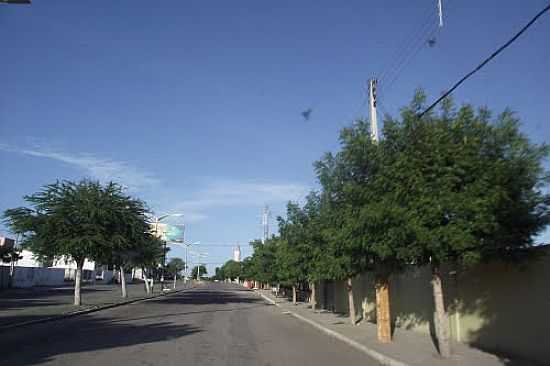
2;179;158;304
166;257;185;275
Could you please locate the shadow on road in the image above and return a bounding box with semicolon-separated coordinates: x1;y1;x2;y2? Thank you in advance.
109;303;267;324
0;287;114;311
148;287;263;306
1;314;202;365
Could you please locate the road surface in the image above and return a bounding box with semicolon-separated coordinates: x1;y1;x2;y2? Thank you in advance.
1;282;375;366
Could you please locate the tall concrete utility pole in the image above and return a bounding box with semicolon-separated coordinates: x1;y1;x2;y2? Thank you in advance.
261;205;270;244
369;77;391;343
369;78;379;142
438;0;444;28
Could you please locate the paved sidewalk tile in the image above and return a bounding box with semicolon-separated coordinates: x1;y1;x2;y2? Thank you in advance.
258;290;538;366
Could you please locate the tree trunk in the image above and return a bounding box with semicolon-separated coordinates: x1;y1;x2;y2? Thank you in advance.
375;275;392;343
74;260;84;306
431;264;451;358
143;268;150;295
173;272;177;289
120;265;127;298
310;281;317;311
292;285;297;304
347;277;356;325
8;260;16;288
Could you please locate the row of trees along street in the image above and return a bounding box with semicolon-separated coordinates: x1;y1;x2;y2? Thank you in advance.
3;180;185;305
227;92;549;358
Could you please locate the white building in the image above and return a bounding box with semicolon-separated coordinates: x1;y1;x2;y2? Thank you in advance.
233;245;241;262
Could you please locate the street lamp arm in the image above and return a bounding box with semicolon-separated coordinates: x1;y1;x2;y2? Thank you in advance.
157;213;183;222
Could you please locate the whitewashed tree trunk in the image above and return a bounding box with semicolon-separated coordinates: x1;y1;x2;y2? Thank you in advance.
8;260;16;288
347;277;356;325
292;285;297;304
173;272;177;289
143;267;150;295
432;265;451;358
310;281;317;311
120;265;127;298
74;260;84;306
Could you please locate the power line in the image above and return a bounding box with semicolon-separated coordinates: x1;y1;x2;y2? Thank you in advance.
383;21;439;94
378;4;437;85
379;15;437;88
419;3;550;118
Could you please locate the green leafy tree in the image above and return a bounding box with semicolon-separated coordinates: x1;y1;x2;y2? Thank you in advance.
191;265;207;280
91;183;151;299
131;234;164;294
239;258;252;280
0;244;22;264
276;195;327;306
166;257;185;275
246;238;279;285
0;241;22;288
214;266;224;281
314;148;376;324
221;259;242;280
166;257;185;289
333;118;409;336
3;180;138;305
370;91;549;356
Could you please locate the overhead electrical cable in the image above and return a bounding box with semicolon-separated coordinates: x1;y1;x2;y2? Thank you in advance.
419;3;550;117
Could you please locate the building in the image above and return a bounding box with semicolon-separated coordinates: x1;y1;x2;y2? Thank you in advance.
150;222;169;240
233;245;241;262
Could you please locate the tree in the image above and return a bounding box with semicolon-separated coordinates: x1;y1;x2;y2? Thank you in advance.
314;149;376;325
0;244;22;263
333;118;408;339
221;259;242;281
91;182;151;299
276;195;326;307
166;257;185;275
0;241;22;288
166;257;185;288
191;265;207;280
370;91;549;356
131;234;164;294
214;266;224;281
246;238;279;286
3;180;131;305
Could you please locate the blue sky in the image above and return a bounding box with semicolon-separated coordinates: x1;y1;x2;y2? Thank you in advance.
1;0;549;273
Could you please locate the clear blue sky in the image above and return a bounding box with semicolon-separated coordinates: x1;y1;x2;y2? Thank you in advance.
1;0;549;273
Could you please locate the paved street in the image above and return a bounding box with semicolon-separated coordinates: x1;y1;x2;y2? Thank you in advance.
1;282;374;366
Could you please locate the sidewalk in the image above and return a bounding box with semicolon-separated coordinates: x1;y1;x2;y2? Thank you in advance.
0;280;192;328
257;290;538;366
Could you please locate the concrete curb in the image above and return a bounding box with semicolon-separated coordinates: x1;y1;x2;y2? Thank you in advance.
257;291;410;366
0;284;199;331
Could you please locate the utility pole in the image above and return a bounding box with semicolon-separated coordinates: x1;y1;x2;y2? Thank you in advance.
185;244;189;282
368;78;379;142
438;0;444;28
369;77;391;343
261;205;270;244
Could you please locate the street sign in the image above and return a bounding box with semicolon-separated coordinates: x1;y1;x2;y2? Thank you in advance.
165;224;185;242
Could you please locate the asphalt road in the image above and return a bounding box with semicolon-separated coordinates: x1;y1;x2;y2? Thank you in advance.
1;282;375;366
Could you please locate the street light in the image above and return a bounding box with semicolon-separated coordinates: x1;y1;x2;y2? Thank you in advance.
189;250;208;282
149;213;183;290
168;240;200;283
